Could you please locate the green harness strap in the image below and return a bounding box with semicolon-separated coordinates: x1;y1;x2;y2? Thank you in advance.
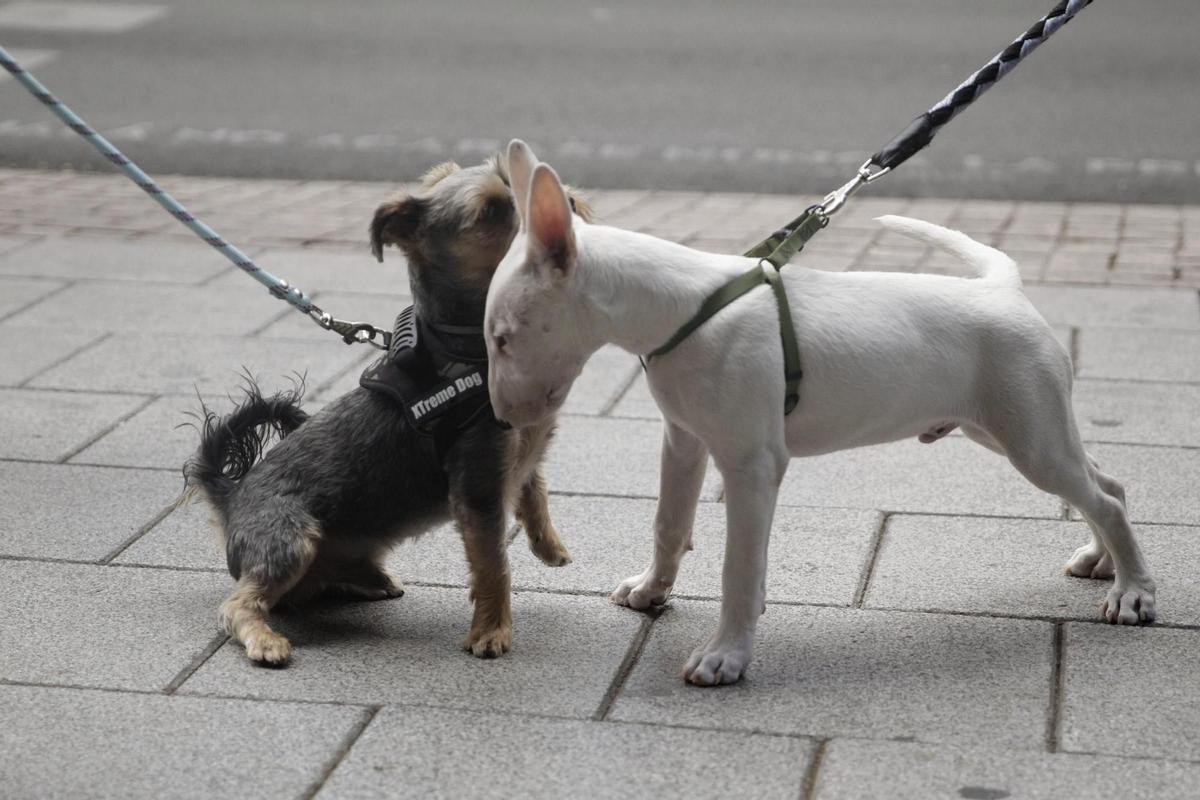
645;206;825;415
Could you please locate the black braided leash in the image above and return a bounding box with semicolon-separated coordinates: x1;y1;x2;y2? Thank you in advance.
745;0;1093;265
871;0;1093;172
657;0;1095;416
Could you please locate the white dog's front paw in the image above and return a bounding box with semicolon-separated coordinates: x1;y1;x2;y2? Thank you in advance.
1101;583;1156;625
683;636;752;686
1065;542;1114;579
610;570;673;610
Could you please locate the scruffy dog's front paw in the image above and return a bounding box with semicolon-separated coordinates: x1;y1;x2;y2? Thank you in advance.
529;532;572;567
683;635;752;686
1065;543;1114;579
244;631;292;666
464;625;512;659
610;570;672;610
1101;583;1156;625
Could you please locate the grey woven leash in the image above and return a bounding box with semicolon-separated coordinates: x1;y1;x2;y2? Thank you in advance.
0;44;391;350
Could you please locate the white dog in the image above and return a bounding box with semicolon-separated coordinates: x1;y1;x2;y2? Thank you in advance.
485;140;1156;686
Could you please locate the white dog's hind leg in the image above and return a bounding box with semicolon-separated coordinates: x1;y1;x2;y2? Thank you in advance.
1065;453;1119;579
612;422;708;610
1066;527;1115;579
995;412;1154;624
683;450;785;686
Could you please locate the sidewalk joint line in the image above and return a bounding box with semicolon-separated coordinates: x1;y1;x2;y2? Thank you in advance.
310;347;378;398
99;497;185;565
247;302;299;338
597;361;644;417
16;330;112;388
1071;375;1200;388
57;393;160;464
164;632;229;695
1046;622;1066;753
853;512;890;609
0;277;76;325
0;455;177;473
800;738;830;800
1068;326;1081;377
301;705;381;800
592;606;661;721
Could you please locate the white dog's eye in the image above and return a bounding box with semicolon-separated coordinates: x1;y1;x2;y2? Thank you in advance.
493;334;508;351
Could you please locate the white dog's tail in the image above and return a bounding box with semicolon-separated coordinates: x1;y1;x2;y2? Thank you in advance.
874;215;1022;289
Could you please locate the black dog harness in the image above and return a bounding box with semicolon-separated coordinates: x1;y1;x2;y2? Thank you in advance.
360;306;504;458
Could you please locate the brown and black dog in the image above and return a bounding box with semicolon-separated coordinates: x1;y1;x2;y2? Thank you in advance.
185;156;591;665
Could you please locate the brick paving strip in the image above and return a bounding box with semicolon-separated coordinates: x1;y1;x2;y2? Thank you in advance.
1;167;1199;799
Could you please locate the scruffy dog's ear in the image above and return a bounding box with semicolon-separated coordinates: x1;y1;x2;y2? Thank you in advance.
370;197;424;262
565;191;594;223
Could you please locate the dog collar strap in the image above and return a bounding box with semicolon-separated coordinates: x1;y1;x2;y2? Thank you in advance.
362;306;503;456
743;205;829;269
646;260;801;414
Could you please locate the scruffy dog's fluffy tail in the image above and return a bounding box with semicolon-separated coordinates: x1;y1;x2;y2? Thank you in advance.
875;214;1022;289
184;379;309;520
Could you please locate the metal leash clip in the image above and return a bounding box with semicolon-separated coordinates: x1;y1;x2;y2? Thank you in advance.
309;307;391;350
816;159;891;219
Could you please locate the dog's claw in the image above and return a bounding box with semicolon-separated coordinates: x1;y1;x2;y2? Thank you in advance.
683;637;752;686
244;632;292;666
531;540;572;567
1100;584;1156;625
611;570;672;611
1065;543;1114;580
464;626;512;659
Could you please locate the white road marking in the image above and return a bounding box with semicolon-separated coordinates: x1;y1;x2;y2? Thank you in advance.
0;2;166;33
0;48;56;83
0;118;1196;186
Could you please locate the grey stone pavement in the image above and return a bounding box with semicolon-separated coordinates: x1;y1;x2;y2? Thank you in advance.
0;166;1199;799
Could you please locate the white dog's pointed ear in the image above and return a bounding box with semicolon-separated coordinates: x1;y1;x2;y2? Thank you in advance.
507;139;537;224
526;163;575;277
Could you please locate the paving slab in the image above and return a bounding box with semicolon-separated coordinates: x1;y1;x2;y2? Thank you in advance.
0;461;180;560
113;497;226;571
70;393;238;470
1073;379;1200;447
1085;444;1200;526
0;275;64;318
561;344;641;416
2;282;298;336
0;388;147;461
0;237;231;283
309;354;382;402
213;245;411;295
0;560;227;690
777;438;1062;518
610;602;1052;748
391;497;878;607
812;738;1200;800
318;706;813;800
0;684;367;800
1076;328;1200;382
543;416;722;500
608;372;662;420
864;515;1200;626
182;587;640;719
1022;285;1200;330
1061;624;1200;761
0;234;32;256
28;332;363;395
0;325;102;387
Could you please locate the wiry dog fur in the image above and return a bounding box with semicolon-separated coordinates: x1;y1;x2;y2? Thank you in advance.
185;156;590;665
